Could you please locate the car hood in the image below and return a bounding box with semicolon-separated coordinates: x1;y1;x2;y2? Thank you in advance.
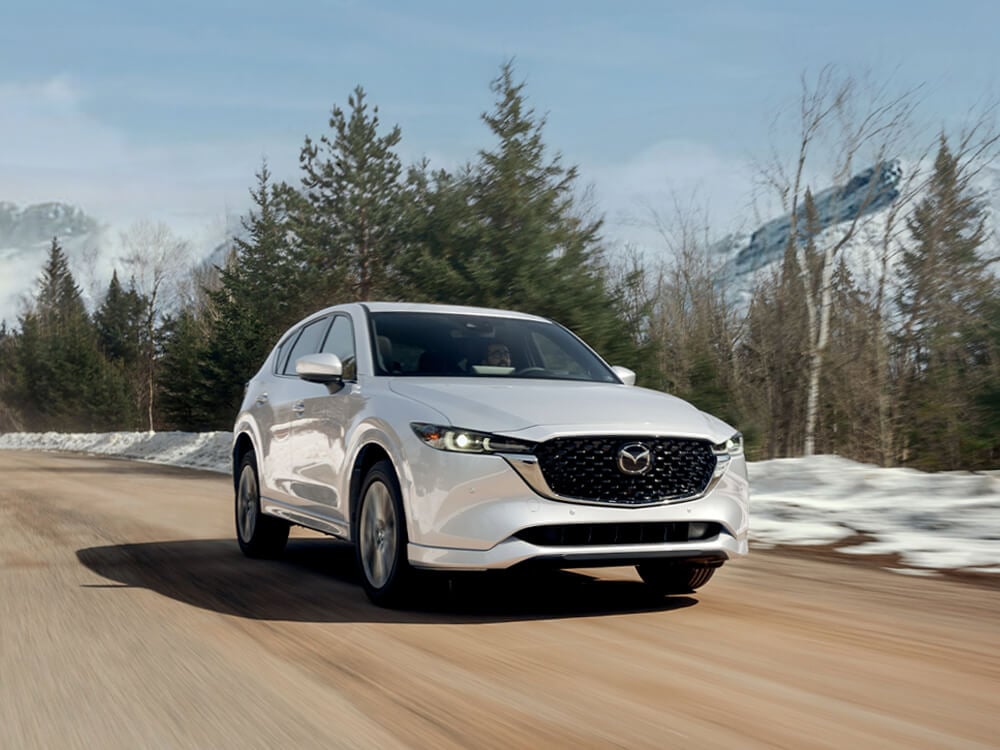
387;378;734;441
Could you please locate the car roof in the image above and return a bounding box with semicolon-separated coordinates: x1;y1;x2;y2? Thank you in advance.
325;301;552;323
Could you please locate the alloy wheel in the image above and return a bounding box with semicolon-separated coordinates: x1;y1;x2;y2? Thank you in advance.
237;464;258;542
359;480;397;589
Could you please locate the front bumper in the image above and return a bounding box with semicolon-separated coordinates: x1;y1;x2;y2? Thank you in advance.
400;447;749;571
408;534;744;570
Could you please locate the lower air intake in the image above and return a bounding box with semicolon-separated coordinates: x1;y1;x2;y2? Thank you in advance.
514;522;720;547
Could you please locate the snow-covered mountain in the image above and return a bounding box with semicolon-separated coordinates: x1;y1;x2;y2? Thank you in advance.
0;202;236;325
0;202;98;247
713;160;1000;306
0;202;104;323
721;161;902;278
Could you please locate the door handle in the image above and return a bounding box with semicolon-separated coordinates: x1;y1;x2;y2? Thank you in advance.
292;401;306;416
255;393;269;406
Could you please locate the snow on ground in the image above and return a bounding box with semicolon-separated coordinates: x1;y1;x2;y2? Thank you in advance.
750;455;1000;574
1;432;998;574
0;431;233;474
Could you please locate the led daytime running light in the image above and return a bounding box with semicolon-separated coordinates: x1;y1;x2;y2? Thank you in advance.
712;432;743;456
411;423;534;454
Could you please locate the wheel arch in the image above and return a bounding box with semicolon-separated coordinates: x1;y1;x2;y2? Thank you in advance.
349;443;395;532
232;432;256;492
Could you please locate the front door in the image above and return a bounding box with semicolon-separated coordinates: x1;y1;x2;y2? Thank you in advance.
288;314;361;533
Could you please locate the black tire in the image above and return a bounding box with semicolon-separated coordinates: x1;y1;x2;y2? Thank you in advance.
235;449;289;559
636;561;720;594
354;459;412;607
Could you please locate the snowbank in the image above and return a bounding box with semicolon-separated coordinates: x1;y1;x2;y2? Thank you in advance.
750;455;1000;574
0;431;233;473
2;432;998;574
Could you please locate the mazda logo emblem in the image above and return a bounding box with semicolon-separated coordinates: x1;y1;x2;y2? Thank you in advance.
617;442;653;475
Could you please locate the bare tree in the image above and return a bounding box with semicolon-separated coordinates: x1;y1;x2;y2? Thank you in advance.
758;67;919;456
119;220;192;431
643;198;744;424
75;240;107;309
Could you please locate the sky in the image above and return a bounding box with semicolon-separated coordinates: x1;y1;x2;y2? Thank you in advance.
2;0;998;267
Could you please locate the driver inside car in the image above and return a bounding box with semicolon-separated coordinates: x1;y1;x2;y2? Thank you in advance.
484;342;512;367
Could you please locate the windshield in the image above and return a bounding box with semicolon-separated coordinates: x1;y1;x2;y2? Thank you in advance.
368;311;619;382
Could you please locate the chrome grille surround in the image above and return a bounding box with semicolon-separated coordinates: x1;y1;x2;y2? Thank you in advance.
504;436;722;507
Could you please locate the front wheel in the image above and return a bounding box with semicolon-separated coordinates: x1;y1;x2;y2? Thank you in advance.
235;449;289;559
636;561;720;594
355;460;412;607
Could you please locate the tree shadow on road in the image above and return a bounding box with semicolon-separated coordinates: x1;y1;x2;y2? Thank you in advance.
76;538;698;624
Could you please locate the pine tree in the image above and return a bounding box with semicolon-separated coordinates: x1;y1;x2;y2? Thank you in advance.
159;309;215;430
396;162;480;302
0;320;22;430
896;135;997;468
35;237;88;329
403;62;642;368
13;238;132;430
202;162;298;427
740;244;809;459
93;271;147;429
820;257;881;460
736;190;821;459
94;270;147;368
972;296;1000;466
298;86;405;302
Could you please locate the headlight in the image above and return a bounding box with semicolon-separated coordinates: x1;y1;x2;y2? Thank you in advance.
712;432;743;456
411;423;535;454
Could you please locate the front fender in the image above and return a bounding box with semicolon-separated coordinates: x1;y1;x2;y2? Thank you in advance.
342;387;450;542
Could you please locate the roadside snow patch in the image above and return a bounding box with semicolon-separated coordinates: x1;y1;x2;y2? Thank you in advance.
0;431;232;473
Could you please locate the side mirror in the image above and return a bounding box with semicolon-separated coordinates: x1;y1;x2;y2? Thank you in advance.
295;353;343;384
611;365;636;386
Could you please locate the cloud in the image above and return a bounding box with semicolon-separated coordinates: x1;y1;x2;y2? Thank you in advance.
0;76;290;234
0;76;306;321
36;76;83;107
581;139;758;256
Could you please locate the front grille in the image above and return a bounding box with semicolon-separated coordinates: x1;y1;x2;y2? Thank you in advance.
515;522;720;546
533;436;717;505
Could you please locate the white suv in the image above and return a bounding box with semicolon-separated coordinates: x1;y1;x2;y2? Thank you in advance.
232;302;749;606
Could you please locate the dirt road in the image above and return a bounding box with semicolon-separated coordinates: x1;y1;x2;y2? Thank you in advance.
1;450;997;749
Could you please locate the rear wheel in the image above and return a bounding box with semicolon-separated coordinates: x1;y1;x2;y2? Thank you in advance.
636;561;720;594
235;449;289;559
355;460;412;607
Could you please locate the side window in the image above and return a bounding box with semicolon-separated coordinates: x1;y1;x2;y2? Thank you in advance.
282;317;331;376
321;315;357;380
274;335;295;375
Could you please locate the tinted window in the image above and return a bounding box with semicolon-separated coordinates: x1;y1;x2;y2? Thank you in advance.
321;315;357;380
368;312;617;382
274;335;295;374
282;317;331;376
